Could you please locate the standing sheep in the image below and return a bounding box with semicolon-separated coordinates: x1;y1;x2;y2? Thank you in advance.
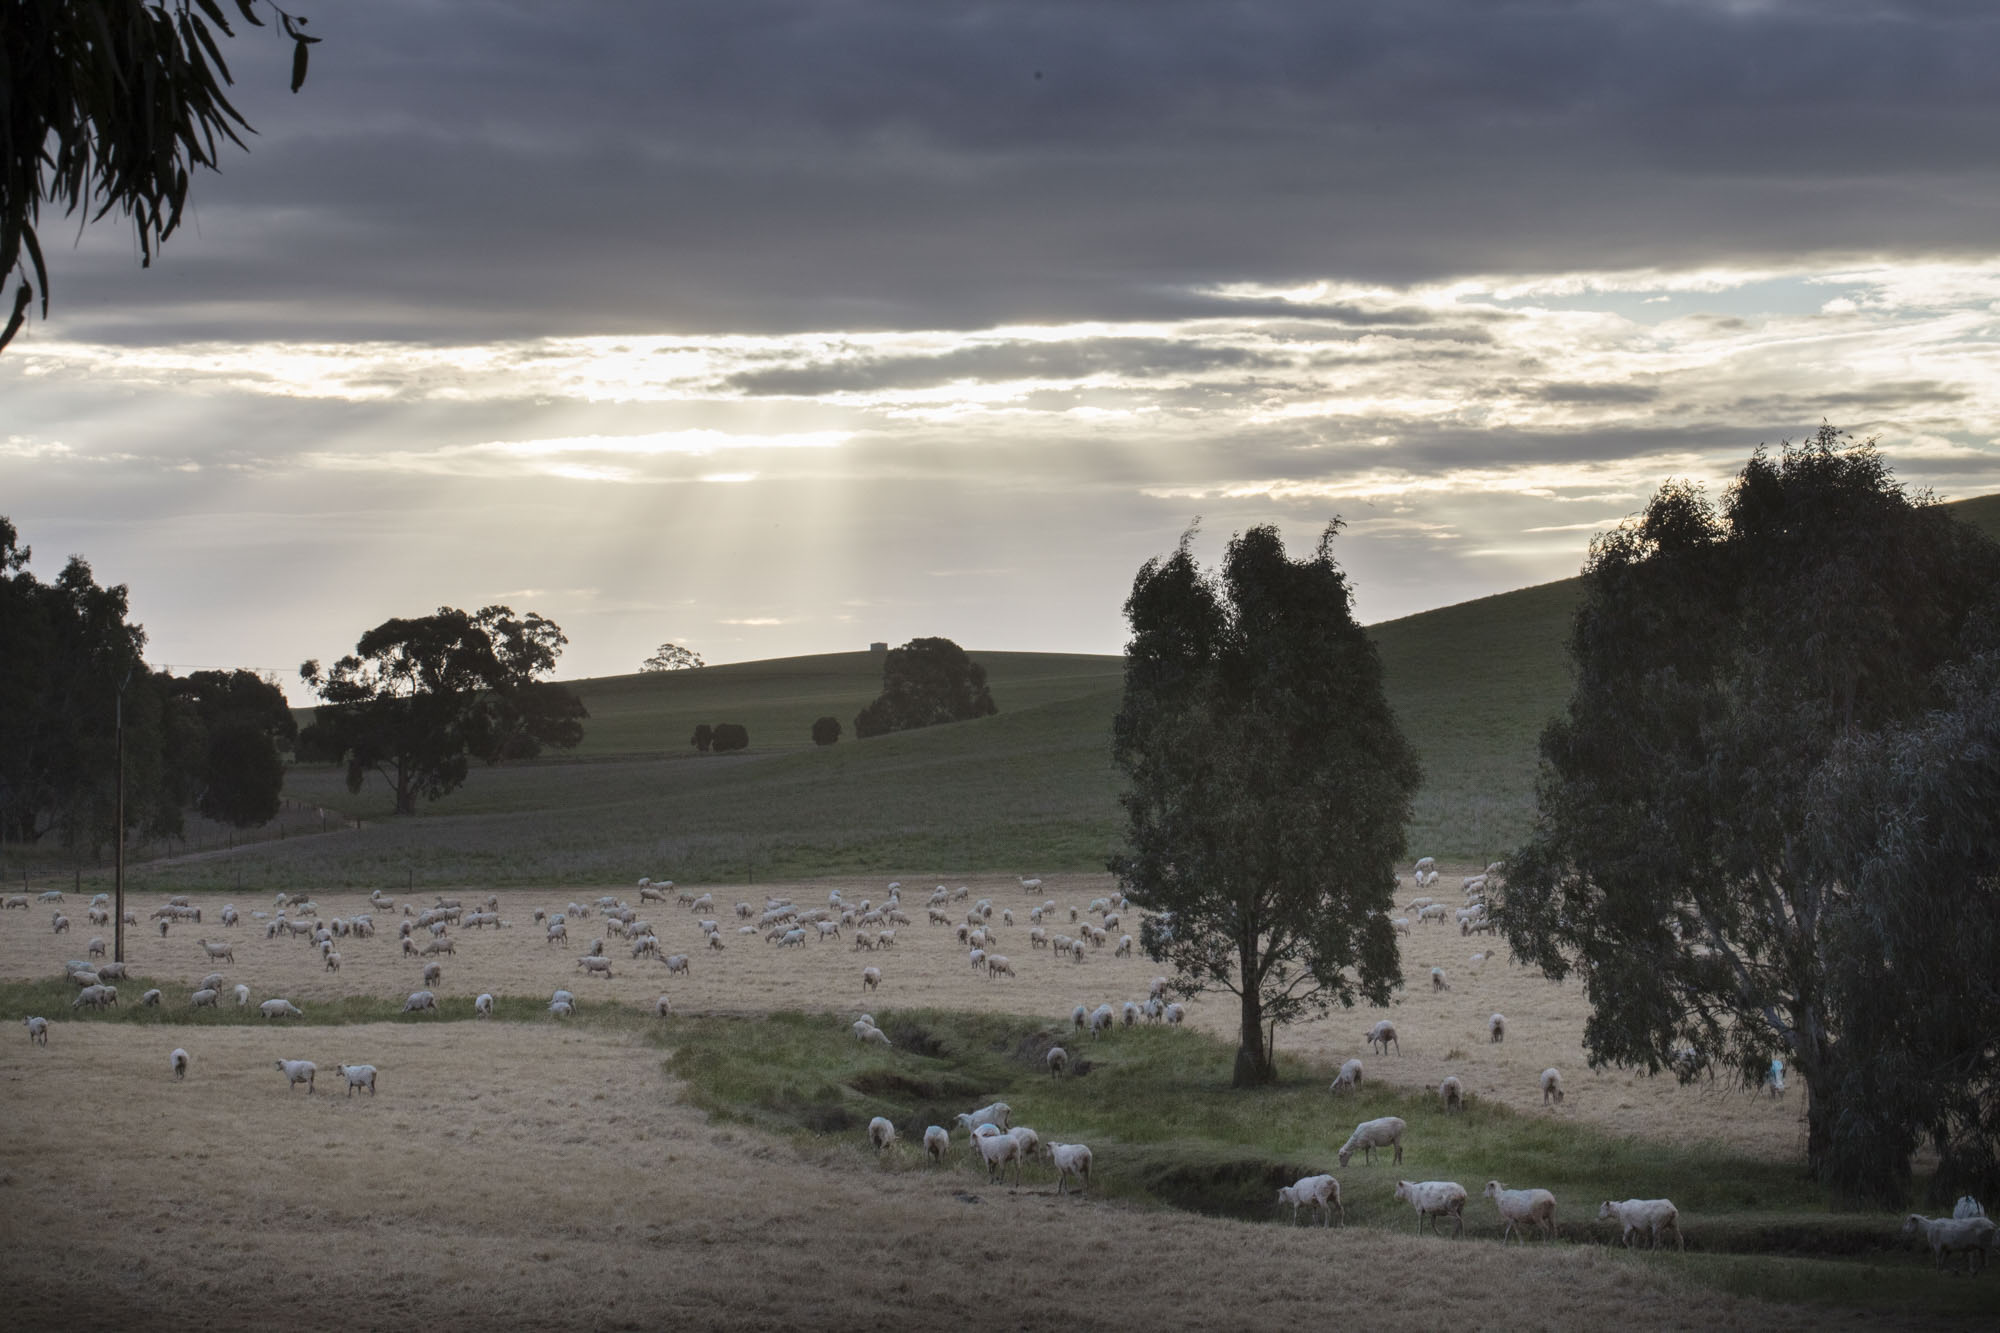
974;1129;1024;1185
1394;1180;1468;1238
170;1047;191;1080
1439;1076;1465;1113
1051;1142;1093;1195
862;966;881;992
1277;1174;1345;1227
475;993;494;1018
1337;1116;1407;1168
1047;1046;1068;1077
1365;1020;1400;1056
1489;1013;1506;1044
274;1058;316;1093
335;1063;378;1097
1540;1068;1565;1106
1430;967;1449;991
24;1016;49;1045
1598;1198;1685;1250
1330;1058;1363;1096
1484;1181;1557;1242
1902;1213;1997;1274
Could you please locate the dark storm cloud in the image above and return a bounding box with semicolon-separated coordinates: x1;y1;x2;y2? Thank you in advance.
33;0;2000;344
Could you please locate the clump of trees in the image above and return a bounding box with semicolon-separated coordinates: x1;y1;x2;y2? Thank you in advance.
641;642;704;672
1;517;293;849
811;716;842;746
1501;428;2000;1208
690;723;749;753
1111;523;1420;1087
854;637;996;738
299;606;586;815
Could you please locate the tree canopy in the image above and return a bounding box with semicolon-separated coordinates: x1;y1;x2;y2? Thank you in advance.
811;715;842;746
299;605;585;814
1111;522;1421;1087
1501;428;2000;1207
161;667;296;827
1;1;320;351
853;637;997;738
641;642;704;672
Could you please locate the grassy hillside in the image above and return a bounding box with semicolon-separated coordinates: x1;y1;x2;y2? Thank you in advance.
42;493;2000;893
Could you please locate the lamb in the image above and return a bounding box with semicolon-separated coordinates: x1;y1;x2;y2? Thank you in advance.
1394;1179;1468;1237
1902;1213;1997;1274
335;1063;379;1097
1047;1045;1068;1077
1365;1020;1400;1056
476;993;494;1018
1489;1013;1506;1043
197;938;234;963
1337;1116;1406;1167
1484;1180;1557;1242
274;1058;317;1093
24;1016;49;1045
401;990;438;1013
189;988;220;1008
1330;1058;1363;1095
1277;1175;1345;1228
954;1102;1012;1134
1540;1067;1565;1106
1439;1076;1464;1113
141;988;162;1007
1051;1142;1093;1195
260;998;303;1019
1598;1198;1685;1250
974;1128;1024;1184
924;1124;950;1163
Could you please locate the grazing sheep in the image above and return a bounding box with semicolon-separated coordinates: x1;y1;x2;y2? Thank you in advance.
1072;1003;1088;1032
1365;1020;1400;1056
1902;1213;1997;1274
975;1128;1024;1184
1540;1068;1565;1106
189;988;220;1008
548;999;574;1017
335;1063;379;1097
664;955;691;976
1430;967;1449;991
197;938;234;963
1090;1004;1115;1038
862;966;881;992
87;935;106;958
72;984;117;1009
576;956;614;978
1489;1013;1506;1044
954;1102;1012;1134
1121;1000;1139;1027
856;1024;892;1049
475;993;494;1018
274;1058;317;1093
324;951;342;973
1337;1116;1406;1168
1007;1125;1045;1167
95;960;129;982
52;913;70;934
1330;1058;1363;1096
170;1047;190;1080
1440;1076;1464;1113
868;1116;897;1153
653;994;672;1017
1047;1045;1068;1077
401;990;437;1014
23;1016;49;1045
924;1125;950;1164
260;998;303;1020
1484;1181;1557;1242
1394;1179;1468;1238
1598;1198;1685;1251
234;984;251;1008
198;972;225;993
1051;1142;1093;1195
141;988;162;1007
1278;1174;1345;1227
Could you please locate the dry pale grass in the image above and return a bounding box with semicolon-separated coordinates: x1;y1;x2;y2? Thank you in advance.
0;866;1803;1160
0;1020;1862;1333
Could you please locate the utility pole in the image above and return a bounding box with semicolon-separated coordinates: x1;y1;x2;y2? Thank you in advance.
114;668;132;964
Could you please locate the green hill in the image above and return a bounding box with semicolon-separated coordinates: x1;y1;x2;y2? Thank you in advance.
121;492;2000;892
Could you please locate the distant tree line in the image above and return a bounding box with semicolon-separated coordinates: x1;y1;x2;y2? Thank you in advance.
855;638;995;738
690;723;748;754
1;517;295;850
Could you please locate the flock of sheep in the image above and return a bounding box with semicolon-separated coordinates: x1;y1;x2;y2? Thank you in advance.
10;869;1997;1271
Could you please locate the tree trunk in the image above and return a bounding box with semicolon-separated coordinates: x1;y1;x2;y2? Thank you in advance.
393;765;417;816
1233;989;1275;1087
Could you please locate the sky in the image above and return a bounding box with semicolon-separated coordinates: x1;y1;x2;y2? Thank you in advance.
8;0;2000;696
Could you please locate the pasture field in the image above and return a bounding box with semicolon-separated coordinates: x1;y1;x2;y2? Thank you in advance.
4;875;1991;1330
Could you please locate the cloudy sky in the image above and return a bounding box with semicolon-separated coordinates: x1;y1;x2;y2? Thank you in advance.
9;0;2000;693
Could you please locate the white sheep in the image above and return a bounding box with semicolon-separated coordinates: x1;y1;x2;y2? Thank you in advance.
548;999;574;1017
986;954;1015;979
867;1116;897;1153
857;1024;892;1048
1439;1075;1464;1113
1902;1213;1997;1274
1954;1196;1988;1220
421;961;441;986
862;966;881;991
551;988;575;1007
1430;967;1449;991
1051;1142;1093;1195
1540;1067;1565;1106
1330;1058;1363;1095
274;1058;317;1093
924;1125;950;1164
401;990;437;1013
71;984;117;1009
1121;1000;1139;1027
1047;1045;1068;1077
169;1047;190;1080
955;1101;1012;1134
1090;1003;1115;1038
1007;1125;1044;1167
1365;1020;1400;1056
1394;1179;1467;1238
1164;1002;1185;1025
1489;1012;1506;1043
24;1016;49;1045
234;984;251;1008
1598;1198;1684;1250
576;955;614;978
260;998;303;1020
335;1063;378;1097
475;992;494;1018
1071;1003;1088;1031
189;988;220;1008
1484;1180;1557;1242
1277;1174;1345;1227
198;971;225;992
141;988;162;1007
653;994;672;1018
1337;1116;1406;1168
974;1128;1024;1184
196;937;234;963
